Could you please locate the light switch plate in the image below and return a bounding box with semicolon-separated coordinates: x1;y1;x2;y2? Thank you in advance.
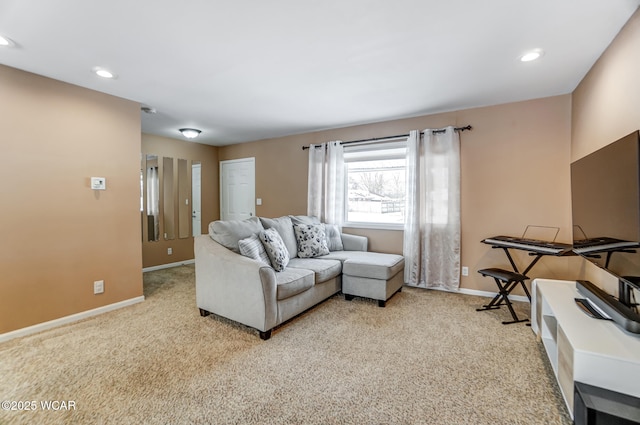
94;280;104;294
91;177;106;190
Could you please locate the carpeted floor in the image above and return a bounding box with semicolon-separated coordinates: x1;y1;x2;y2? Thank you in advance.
0;265;571;424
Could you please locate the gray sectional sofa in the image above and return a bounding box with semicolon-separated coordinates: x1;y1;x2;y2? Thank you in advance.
195;215;404;340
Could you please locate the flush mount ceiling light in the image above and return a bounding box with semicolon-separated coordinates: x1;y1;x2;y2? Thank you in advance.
520;49;544;62
141;106;157;114
92;66;117;79
0;34;15;47
179;128;201;139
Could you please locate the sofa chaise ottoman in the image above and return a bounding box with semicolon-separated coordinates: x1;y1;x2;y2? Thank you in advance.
311;250;405;307
342;253;405;307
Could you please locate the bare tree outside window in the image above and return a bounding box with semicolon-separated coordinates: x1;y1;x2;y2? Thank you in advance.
345;157;406;225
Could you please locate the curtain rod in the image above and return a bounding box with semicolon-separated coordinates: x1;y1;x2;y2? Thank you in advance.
301;125;472;150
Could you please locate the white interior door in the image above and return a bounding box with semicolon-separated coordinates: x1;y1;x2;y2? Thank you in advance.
220;158;255;221
192;163;201;236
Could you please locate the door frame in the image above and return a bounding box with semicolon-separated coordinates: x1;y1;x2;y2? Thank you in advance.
219;157;256;221
191;162;202;236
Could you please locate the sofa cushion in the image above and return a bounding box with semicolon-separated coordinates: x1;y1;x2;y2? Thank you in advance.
289;215;321;225
275;267;315;301
324;224;344;251
294;223;330;258
317;250;382;263
288;258;342;283
209;216;264;253
238;234;270;265
259;227;290;271
260;216;298;259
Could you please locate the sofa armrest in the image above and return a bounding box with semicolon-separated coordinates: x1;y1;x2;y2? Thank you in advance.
194;235;277;332
341;233;368;251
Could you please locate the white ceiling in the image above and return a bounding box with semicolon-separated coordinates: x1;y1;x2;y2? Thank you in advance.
0;0;639;146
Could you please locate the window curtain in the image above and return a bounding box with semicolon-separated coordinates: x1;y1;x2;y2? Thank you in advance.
307;141;345;227
403;127;461;290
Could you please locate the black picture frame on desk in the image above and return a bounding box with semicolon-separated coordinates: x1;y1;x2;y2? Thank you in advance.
574;382;640;425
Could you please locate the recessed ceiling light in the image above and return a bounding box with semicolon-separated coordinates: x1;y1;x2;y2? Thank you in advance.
92;67;117;79
520;49;544;62
179;128;201;139
0;34;15;47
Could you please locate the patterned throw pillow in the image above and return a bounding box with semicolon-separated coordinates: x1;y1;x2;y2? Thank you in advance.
294;224;330;258
238;234;270;266
324;224;344;251
259;228;290;271
259;216;298;260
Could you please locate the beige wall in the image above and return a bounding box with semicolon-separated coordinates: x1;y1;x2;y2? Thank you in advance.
572;9;640;162
220;94;576;293
0;65;143;334
571;8;640;294
142;134;219;268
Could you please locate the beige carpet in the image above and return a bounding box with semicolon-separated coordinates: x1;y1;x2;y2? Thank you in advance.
0;265;571;425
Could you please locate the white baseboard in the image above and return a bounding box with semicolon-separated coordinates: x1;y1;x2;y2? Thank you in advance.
143;259;195;273
408;284;530;303
456;286;529;303
0;296;145;344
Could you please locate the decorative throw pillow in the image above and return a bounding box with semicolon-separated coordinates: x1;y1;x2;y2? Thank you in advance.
259;228;290;271
294;223;330;258
238;234;271;266
324;224;344;251
259;216;298;260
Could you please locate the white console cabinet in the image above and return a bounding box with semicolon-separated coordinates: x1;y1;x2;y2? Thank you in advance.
531;279;640;418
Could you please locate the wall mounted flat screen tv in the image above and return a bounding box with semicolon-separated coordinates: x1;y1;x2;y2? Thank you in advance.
571;130;640;315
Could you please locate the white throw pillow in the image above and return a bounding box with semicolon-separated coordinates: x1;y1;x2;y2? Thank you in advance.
259;228;290;271
294;223;330;258
238;234;271;266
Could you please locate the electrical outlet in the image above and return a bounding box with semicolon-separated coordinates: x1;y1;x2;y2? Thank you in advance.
168;247;173;255
90;177;106;190
461;266;469;276
94;280;104;294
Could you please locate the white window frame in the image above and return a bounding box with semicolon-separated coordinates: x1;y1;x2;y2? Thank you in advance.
342;140;407;231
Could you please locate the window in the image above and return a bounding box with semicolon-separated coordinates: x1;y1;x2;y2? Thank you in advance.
344;141;406;228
